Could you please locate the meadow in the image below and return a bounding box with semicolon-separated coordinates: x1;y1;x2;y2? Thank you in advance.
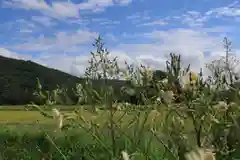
1;103;239;160
0;105;166;126
1;37;240;160
0;105;173;160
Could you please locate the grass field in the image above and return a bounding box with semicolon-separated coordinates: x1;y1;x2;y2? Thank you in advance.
0;106;169;160
0;105;88;111
1;105;240;159
0;105;164;127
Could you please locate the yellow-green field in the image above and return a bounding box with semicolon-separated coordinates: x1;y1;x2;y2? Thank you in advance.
0;111;52;124
0;107;164;126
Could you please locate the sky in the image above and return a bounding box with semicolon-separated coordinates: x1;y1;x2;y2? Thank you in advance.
0;0;240;76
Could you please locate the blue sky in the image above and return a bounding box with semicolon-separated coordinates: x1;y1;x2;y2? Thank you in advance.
0;0;240;76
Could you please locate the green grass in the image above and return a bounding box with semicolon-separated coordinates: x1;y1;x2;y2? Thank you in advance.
0;106;164;126
0;106;169;159
1;105;240;159
0;111;53;124
0;105;89;111
0;125;167;160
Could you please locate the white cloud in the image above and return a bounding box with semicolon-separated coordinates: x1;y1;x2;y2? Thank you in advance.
0;18;39;34
98;19;120;25
126;11;151;23
126;9;209;28
35;53;89;76
2;18;237;77
3;0;80;19
0;48;135;77
0;48;85;76
158;2;240;28
3;0;134;22
199;26;235;33
109;50;134;67
139;19;168;26
50;2;80;18
78;0;133;11
142;29;223;53
1;26;240;78
165;2;240;29
135;55;166;70
206;7;240;17
67;19;89;25
31;16;56;27
0;47;89;76
205;1;240;17
126;13;141;20
0;48;32;60
0;48;23;59
9;29;98;53
4;0;49;10
181;11;209;27
2;0;240;77
105;33;118;42
116;28;229;73
78;0;114;12
91;18;120;27
118;0;132;5
187;11;200;16
19;29;33;33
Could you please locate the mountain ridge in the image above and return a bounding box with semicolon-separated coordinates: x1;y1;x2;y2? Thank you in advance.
0;55;167;105
0;55;81;104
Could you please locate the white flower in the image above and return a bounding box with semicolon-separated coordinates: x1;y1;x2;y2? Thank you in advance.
185;148;204;160
179;71;198;89
204;150;216;160
218;101;228;108
185;148;215;160
116;105;122;111
156;97;161;103
179;73;190;88
161;78;168;85
58;114;63;129
140;66;153;82
52;108;63;129
121;151;130;160
159;90;174;105
191;80;197;85
229;102;239;110
229;102;236;107
213;101;228;110
52;108;60;119
209;84;217;91
125;102;130;106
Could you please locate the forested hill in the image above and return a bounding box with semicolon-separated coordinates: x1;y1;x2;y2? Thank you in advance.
0;55;167;105
0;55;81;105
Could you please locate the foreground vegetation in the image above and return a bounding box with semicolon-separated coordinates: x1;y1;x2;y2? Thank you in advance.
2;36;240;159
0;125;169;160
